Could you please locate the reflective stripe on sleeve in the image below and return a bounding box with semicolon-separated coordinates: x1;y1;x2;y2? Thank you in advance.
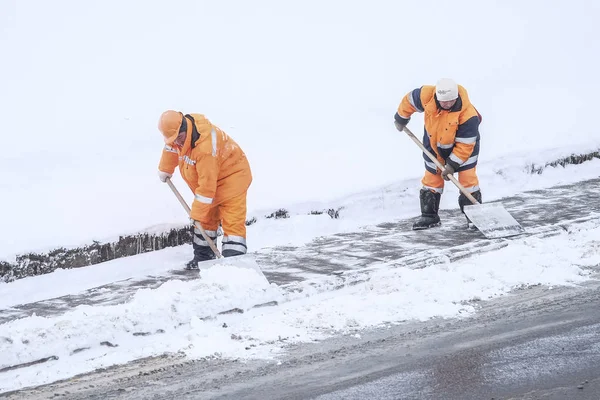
455;136;477;144
194;194;213;204
425;161;437;171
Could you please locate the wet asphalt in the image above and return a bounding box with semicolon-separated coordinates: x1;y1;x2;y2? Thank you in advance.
312;293;600;400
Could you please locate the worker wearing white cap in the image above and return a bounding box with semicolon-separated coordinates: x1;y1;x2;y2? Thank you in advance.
394;78;483;230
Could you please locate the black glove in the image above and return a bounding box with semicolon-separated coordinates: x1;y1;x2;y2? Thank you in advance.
441;164;455;181
394;120;407;132
394;113;410;132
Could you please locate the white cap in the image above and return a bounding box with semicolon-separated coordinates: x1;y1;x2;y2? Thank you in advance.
435;78;458;101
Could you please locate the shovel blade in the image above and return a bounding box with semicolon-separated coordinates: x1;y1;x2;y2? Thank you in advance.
199;254;269;284
464;202;525;239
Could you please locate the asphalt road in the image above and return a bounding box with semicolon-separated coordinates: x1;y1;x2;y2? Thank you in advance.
6;271;600;400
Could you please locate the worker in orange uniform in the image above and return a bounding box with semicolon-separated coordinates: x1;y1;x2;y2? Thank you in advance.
157;110;252;269
394;78;483;229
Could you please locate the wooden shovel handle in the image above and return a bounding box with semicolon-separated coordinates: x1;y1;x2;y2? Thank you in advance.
165;178;222;258
402;126;481;205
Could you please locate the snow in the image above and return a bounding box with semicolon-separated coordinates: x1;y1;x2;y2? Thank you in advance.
1;0;600;394
0;219;598;392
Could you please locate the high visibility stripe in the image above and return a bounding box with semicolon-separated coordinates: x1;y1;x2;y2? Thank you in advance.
164;145;178;153
455;136;477;144
423;185;443;194
223;235;246;246
437;142;454;149
193;228;218;246
424;161;437;175
183;155;196;166
194;194;213;204
449;153;464;165
193;236;209;246
211;128;217;157
194;228;217;237
222;243;247;254
408;88;424;112
462;155;479;167
463;185;480;193
425;161;437;171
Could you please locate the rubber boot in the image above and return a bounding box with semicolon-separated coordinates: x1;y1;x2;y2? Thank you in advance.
186;228;217;270
412;189;441;230
185;256;202;270
459;190;482;228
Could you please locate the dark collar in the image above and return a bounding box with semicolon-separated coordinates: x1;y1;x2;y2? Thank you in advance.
185;114;201;149
435;95;463;112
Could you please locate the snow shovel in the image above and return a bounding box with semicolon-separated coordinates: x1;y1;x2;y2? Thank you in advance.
402;126;525;239
165;178;269;283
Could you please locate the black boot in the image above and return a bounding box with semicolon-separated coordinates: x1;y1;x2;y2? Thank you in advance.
459;190;482;227
186;227;217;270
185;256;202;270
412;189;441;230
185;250;216;270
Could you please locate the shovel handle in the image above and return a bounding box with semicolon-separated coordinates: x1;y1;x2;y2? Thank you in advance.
402;126;481;205
165;177;223;258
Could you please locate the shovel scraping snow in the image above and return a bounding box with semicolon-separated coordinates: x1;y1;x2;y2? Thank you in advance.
165;178;269;283
402;126;525;239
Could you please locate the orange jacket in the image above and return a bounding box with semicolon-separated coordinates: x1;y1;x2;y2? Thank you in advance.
396;85;481;168
158;114;252;221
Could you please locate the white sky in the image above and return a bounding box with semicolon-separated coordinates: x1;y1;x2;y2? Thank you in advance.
1;0;600;393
